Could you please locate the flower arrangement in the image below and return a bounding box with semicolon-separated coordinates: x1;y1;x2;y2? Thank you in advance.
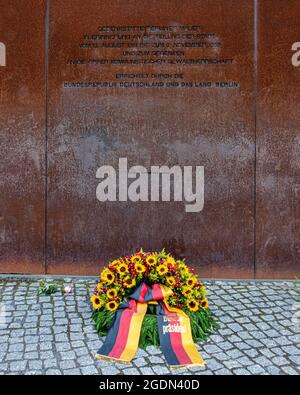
91;249;218;348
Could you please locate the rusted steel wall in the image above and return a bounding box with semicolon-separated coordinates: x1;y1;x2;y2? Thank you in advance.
256;0;300;278
46;0;255;277
0;0;299;278
0;0;46;274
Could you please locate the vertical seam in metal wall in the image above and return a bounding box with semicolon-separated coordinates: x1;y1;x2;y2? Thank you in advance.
44;0;50;274
253;0;258;279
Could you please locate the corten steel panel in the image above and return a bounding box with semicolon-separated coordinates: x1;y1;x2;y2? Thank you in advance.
0;1;46;273
256;0;300;278
47;0;255;277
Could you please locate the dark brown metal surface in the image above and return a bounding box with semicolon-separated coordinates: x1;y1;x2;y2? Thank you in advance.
0;1;299;278
47;0;255;277
0;0;45;274
256;0;300;278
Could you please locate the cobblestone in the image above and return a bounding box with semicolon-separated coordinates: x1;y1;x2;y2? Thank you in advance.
0;277;299;375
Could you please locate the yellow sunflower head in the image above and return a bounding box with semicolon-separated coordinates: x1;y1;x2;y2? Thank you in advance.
100;269;108;282
100;269;115;284
182;286;193;297
178;263;189;275
157;264;168;276
146;255;157;266
165;257;176;266
134;262;146;273
106;288;118;299
186;276;197;288
96;283;103;292
201;299;209;310
116;263;129;276
166;276;176;287
131;255;141;264
90;294;103;310
123;276;136;289
187;299;199;312
106;300;119;312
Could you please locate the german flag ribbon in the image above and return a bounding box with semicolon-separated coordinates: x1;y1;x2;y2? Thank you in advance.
95;283;205;367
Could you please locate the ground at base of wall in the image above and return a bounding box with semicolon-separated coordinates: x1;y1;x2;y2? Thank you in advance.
0;277;299;375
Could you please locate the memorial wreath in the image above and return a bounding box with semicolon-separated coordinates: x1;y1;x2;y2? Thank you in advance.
91;249;218;367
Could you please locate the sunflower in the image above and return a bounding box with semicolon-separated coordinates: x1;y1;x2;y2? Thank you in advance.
146;255;157;266
157;264;168;276
182;286;193;297
187;299;199;312
96;283;103;292
116;263;129;276
106;288;118;299
178;263;189;275
186;276;197;288
123;276;136;289
100;268;109;281
201;299;209;310
135;262;146;273
131;255;141;264
166;276;176;287
106;272;115;284
90;294;103;309
165;257;176;266
106;300;119;312
100;269;115;284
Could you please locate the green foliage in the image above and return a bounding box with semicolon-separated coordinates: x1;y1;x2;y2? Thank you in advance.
92;309;115;336
189;308;219;342
38;280;58;295
139;314;160;349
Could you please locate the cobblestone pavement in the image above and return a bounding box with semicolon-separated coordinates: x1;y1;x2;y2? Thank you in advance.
0;276;299;375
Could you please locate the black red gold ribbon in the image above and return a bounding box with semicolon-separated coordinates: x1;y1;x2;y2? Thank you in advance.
95;283;205;367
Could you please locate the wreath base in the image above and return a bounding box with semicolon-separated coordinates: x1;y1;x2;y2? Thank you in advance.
93;304;218;350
